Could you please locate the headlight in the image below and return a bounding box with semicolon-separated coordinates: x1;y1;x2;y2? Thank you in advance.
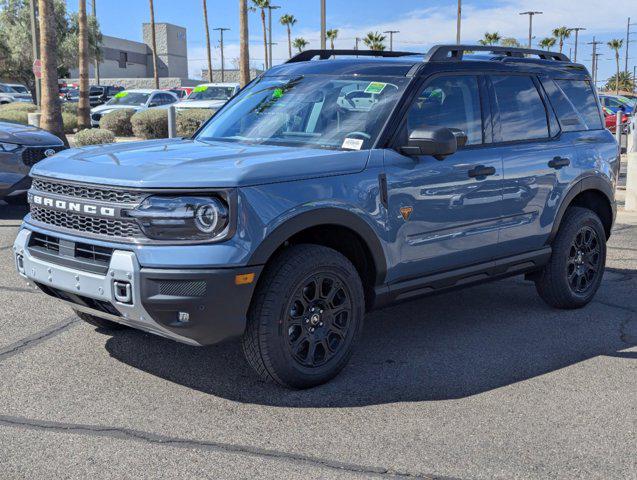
128;196;230;241
0;142;20;152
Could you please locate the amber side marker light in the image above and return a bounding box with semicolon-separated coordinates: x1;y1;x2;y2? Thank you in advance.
235;273;255;285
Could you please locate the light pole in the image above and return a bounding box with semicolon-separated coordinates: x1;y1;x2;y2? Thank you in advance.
214;27;230;82
569;27;585;62
519;11;542;48
320;0;326;49
626;17;636;73
456;0;461;44
266;4;280;69
383;30;399;51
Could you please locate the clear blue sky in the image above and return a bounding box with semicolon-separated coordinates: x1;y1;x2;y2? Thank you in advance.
65;0;634;84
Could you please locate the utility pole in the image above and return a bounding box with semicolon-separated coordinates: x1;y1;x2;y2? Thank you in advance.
202;0;213;82
29;0;40;107
383;30;399;51
320;0;326;49
214;27;230;82
266;4;280;69
456;0;461;44
569;27;585;62
91;0;100;84
588;37;602;86
626;17;636;73
519;11;542;48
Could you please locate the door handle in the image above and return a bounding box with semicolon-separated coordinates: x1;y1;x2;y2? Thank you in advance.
468;165;496;178
548;156;570;169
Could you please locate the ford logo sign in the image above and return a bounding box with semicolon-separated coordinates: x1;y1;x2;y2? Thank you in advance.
43;149;56;157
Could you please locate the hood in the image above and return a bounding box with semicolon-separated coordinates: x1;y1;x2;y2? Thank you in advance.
91;104;143;114
175;99;226;110
30;138;370;188
0;121;64;146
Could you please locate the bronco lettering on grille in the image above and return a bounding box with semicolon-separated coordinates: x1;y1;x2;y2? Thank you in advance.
30;194;117;218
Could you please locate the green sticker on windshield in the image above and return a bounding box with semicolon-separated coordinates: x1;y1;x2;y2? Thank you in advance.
114;91;128;98
272;88;283;99
193;85;209;93
364;82;387;95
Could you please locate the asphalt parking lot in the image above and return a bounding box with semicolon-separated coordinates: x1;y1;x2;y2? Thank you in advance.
0;202;635;480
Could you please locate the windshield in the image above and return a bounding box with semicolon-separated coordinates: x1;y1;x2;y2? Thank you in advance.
196;75;408;150
107;92;150;106
188;86;236;101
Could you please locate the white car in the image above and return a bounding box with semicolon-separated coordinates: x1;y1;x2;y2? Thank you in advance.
90;89;178;127
172;83;240;111
0;83;33;104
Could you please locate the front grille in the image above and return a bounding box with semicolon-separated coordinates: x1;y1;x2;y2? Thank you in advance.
29;232;59;254
31;206;142;239
75;242;113;264
22;146;65;167
31;179;145;204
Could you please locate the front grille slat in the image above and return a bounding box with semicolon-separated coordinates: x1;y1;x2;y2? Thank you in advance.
31;179;145;204
30;206;142;239
22;146;65;167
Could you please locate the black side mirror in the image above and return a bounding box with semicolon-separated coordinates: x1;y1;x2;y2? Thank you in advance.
400;126;468;160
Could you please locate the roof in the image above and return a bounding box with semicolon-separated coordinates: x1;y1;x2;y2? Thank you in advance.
198;82;241;87
123;89;162;94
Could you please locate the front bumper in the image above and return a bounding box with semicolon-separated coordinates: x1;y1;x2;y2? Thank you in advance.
14;228;261;346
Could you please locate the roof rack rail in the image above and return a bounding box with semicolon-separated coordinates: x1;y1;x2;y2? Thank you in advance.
425;45;571;62
286;49;420;63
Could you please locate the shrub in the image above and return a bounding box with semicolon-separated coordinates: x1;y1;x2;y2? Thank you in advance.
0;102;37;113
62;112;78;134
177;109;215;137
73;128;115;146
99;108;135;136
0;109;29;125
131;109;168;139
61;102;79;114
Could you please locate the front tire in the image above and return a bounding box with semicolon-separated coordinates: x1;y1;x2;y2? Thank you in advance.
242;244;365;389
535;207;606;309
74;309;128;330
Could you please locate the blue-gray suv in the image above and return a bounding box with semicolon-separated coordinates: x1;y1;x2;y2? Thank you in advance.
13;46;620;388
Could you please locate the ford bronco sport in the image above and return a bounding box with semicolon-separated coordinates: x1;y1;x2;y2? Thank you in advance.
14;45;619;389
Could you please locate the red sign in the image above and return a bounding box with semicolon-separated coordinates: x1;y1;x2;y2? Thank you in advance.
33;59;42;79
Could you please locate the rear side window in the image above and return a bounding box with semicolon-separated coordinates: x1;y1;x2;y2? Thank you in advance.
491;75;549;142
543;79;602;131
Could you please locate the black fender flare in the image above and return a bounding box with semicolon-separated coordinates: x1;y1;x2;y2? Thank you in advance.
248;207;388;285
548;176;615;243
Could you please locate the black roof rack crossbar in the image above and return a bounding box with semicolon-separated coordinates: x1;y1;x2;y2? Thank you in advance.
286;49;420;63
425;45;571;62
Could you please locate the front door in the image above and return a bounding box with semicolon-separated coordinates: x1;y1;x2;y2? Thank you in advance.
384;74;503;283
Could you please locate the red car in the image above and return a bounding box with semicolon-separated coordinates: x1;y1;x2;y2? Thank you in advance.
603;106;628;133
164;87;193;99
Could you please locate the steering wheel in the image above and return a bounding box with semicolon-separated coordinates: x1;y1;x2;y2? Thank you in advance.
345;131;371;140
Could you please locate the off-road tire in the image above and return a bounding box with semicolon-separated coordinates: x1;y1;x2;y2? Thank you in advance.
242;244;365;389
535;206;607;309
74;309;128;330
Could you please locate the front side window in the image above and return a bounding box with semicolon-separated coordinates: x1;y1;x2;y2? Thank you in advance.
196;75;409;150
406;75;483;145
491;75;549;142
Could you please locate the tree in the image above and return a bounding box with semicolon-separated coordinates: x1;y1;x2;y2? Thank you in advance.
77;0;90;129
279;14;297;59
202;0;213;82
478;32;501;46
538;37;556;50
148;0;159;88
38;0;67;144
501;37;521;48
607;39;624;95
605;71;635;93
239;0;250;86
250;0;269;69
326;28;338;50
363;31;386;51
292;37;308;53
552;26;571;54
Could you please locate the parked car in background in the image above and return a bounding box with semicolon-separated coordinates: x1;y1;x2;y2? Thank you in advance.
172;82;240;110
603;106;629;133
599;94;634;116
90;89;178;127
0;121;65;203
63;89;80;103
0;83;33;104
89;85;125;107
164;87;193;99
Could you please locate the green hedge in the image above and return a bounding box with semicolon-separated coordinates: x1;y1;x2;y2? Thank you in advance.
62;112;78;134
73;128;115;146
0;102;37;113
0;109;29;124
131;109;168;139
99;109;135;137
177;109;215;137
0;104;77;133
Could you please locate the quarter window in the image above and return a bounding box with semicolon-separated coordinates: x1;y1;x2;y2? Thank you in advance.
491;75;549;142
545;79;602;131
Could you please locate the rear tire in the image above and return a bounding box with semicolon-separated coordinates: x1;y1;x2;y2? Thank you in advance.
535;207;606;309
74;309;128;330
242;244;365;389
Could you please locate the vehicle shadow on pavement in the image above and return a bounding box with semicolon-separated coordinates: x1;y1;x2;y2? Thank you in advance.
104;272;636;407
0;203;28;221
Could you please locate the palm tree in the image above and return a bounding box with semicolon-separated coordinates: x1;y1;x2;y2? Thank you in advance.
552;26;571;54
148;0;159;88
478;32;501;46
326;29;339;50
538;37;556;50
605;71;635;93
500;37;521;48
292;37;309;53
279;14;297;59
37;0;67;145
202;0;213;82
607;39;624;95
239;0;250;86
77;0;90;129
363;31;386;51
250;0;270;69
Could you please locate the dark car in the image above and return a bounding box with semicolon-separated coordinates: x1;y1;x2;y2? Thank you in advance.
89;85;125;107
0;121;65;203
